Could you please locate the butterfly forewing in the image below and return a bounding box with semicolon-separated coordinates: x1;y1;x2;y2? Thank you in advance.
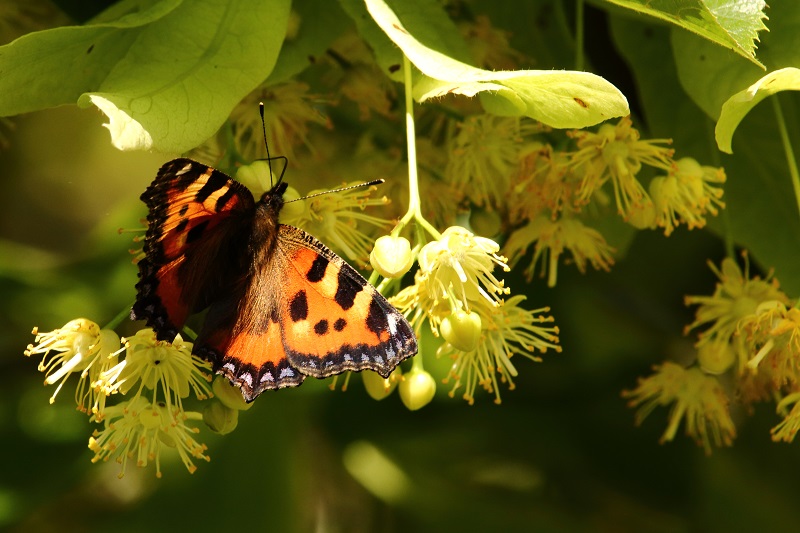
132;159;255;340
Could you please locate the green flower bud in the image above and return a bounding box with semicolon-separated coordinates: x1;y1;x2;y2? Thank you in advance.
203;400;239;435
235;160;272;195
440;310;482;352
398;368;436;411
213;376;254;411
697;342;735;375
469;208;502;237
363;369;400;400
370;235;414;278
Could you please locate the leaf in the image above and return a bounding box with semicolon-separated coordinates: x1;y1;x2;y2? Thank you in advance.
364;0;628;128
716;68;800;153
266;0;350;84
610;13;800;295
0;0;290;153
603;0;768;66
672;0;799;121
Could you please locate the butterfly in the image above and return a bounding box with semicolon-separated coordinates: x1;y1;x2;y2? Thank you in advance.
131;158;417;402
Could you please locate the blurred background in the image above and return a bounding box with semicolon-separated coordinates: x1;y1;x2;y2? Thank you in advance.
3;1;800;532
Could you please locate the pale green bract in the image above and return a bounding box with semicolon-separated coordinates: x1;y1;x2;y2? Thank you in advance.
365;0;629;129
716;67;800;153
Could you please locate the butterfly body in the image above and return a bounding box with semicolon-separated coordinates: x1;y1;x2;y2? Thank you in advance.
132;159;417;401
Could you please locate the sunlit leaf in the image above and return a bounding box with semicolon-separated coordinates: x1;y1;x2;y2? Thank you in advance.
604;0;768;66
365;0;629;128
0;0;290;152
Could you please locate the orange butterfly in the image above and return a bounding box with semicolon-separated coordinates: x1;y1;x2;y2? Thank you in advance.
131;159;417;402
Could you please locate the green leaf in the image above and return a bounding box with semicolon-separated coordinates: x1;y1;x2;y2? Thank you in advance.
611;13;800;295
603;0;768;66
365;0;629;128
0;0;290;153
267;0;350;84
672;0;800;120
716;67;800;153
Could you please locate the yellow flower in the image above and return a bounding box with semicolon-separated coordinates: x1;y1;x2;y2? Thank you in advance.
742;301;800;385
440;295;560;404
97;329;212;419
650;157;726;235
623;362;735;454
88;397;209;478
504;215;615;287
567;116;673;218
25;319;119;406
445;115;526;207
418;226;509;314
230;81;330;163
770;391;800;443
326;32;397;119
684;256;788;372
298;181;392;264
459;15;526;71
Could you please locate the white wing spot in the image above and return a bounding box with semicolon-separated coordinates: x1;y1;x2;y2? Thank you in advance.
374;355;384;365
223;363;236;373
361;353;369;363
260;371;274;383
241;373;253;387
177;163;192;175
344;353;352;361
387;313;398;335
280;367;295;378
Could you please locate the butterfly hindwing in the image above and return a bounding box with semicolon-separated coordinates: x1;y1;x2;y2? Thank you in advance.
277;225;417;378
132;159;255;340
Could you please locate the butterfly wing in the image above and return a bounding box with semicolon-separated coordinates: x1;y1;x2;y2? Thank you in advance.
193;224;418;402
132;158;256;341
277;225;418;379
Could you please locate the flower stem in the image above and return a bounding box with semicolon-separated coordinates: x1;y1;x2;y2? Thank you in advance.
396;55;441;241
575;0;585;71
771;95;800;222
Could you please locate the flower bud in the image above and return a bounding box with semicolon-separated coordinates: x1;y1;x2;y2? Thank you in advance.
398;368;436;411
469;208;501;237
440;310;482;352
370;235;414;278
362;369;399;400
697;342;735;375
235;160;272;195
213;376;254;411
203;400;239;435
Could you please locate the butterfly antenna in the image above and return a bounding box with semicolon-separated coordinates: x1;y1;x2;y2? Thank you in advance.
259;102;288;186
285;179;386;203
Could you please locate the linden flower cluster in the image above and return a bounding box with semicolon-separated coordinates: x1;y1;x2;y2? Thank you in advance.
384;226;561;405
24;321;214;477
624;254;800;453
445;115;726;287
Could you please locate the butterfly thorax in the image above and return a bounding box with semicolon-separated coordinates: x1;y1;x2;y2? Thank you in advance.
250;185;286;264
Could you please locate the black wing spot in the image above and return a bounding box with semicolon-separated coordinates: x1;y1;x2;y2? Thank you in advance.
366;299;389;335
333;318;347;331
186;220;209;244
306;255;329;283
314;319;329;335
179;204;189;216
289;291;308;322
334;269;364;310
